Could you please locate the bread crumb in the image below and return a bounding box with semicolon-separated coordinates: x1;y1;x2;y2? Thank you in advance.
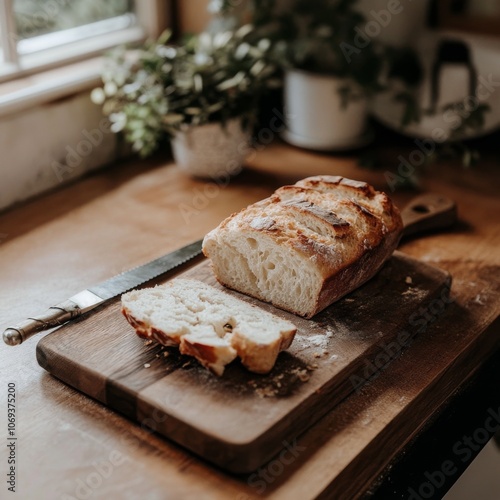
255;386;278;398
313;350;329;358
144;340;153;346
162;351;170;358
474;294;485;305
405;276;413;284
296;369;310;382
144;363;151;368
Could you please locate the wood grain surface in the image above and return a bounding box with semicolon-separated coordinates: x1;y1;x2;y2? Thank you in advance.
36;253;450;473
0;140;499;499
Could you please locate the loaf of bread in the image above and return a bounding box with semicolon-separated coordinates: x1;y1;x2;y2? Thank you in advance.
121;279;297;375
202;176;403;318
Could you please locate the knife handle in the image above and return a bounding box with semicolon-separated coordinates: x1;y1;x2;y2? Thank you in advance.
401;193;457;238
3;300;81;346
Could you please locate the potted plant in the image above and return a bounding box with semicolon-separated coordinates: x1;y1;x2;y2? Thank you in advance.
91;26;278;178
274;0;383;150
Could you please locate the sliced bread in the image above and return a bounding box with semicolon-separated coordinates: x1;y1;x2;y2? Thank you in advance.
121;278;297;376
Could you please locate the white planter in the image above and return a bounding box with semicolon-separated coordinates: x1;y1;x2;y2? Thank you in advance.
171;118;250;179
283;69;369;150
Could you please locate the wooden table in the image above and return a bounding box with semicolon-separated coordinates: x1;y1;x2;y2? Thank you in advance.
0;139;499;499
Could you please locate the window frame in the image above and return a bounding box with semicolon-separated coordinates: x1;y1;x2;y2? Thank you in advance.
0;0;171;84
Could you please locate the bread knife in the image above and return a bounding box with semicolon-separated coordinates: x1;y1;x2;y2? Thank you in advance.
3;239;203;346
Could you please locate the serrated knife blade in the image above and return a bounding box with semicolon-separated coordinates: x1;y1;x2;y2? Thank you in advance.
3;239;203;346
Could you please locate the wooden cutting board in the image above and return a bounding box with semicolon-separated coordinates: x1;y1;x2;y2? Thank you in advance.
36;251;451;473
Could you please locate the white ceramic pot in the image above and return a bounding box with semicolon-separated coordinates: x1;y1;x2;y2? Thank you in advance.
372;31;500;141
171;118;250;179
283;69;369;150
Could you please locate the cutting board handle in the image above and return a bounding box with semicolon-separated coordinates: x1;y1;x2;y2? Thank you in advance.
401;193;457;238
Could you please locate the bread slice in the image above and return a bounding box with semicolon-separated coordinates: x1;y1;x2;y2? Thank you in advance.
121;279;297;375
202;176;403;318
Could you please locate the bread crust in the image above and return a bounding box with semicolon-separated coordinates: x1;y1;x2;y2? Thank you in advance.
203;176;403;318
312;228;401;317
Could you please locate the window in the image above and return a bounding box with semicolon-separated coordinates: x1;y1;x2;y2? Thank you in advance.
0;0;169;83
14;0;132;39
0;0;171;212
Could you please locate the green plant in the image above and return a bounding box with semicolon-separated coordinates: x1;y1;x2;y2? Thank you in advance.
91;25;278;157
384;46;424;127
273;0;383;96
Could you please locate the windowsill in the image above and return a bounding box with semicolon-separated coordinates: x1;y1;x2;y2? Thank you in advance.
0;57;104;118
